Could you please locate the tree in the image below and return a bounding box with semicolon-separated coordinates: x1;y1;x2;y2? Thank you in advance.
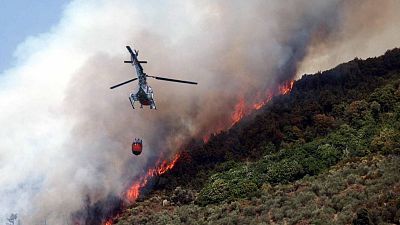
369;84;399;112
313;114;335;135
371;127;400;154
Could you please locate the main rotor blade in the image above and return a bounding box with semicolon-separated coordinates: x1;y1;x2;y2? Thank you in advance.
126;46;134;55
110;78;138;89
147;75;197;85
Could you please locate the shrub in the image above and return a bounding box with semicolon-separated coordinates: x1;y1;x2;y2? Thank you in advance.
346;100;371;127
197;166;259;206
317;143;341;166
369;84;399;112
313;114;335;135
352;208;373;225
266;159;304;183
371;127;400;154
197;178;229;205
370;101;381;120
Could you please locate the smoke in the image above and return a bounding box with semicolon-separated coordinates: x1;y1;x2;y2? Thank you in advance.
0;0;399;224
297;0;400;76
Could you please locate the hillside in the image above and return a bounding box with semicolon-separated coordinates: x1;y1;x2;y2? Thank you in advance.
112;48;400;225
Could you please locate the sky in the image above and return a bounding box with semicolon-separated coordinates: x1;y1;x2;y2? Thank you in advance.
0;0;70;72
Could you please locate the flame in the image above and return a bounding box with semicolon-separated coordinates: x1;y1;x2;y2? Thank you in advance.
125;79;295;203
231;80;294;125
104;220;113;225
203;135;210;143
107;80;295;223
278;80;294;95
126;153;180;202
253;92;273;110
231;98;246;125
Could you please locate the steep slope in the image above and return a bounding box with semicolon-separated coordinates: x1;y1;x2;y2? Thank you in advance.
115;155;400;224
112;48;400;224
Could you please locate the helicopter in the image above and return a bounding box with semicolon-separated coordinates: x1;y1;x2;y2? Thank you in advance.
110;46;198;109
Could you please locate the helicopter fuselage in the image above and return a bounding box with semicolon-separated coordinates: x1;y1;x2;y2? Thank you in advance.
110;46;197;110
127;46;157;109
135;84;154;106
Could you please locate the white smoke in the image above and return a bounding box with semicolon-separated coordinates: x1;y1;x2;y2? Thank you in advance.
0;0;399;224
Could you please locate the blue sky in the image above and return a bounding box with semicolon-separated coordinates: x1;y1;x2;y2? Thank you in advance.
0;0;70;73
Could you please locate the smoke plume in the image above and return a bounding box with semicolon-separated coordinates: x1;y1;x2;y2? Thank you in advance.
0;0;399;224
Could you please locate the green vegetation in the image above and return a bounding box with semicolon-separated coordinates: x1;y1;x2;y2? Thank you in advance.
195;65;400;206
115;155;400;225
114;48;400;224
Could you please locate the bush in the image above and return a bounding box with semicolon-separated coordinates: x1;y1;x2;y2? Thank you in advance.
370;101;381;120
197;166;259;206
371;127;400;154
352;208;373;225
317;144;341;166
346;100;371;127
369;84;399;112
197;178;229;205
313;114;335;135
266;159;304;183
170;186;196;205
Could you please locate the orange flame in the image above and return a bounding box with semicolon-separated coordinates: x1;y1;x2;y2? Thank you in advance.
252;92;273;110
231;80;294;125
126;153;180;202
104;220;113;225
278;80;294;95
231;98;246;125
203;135;210;143
107;80;295;224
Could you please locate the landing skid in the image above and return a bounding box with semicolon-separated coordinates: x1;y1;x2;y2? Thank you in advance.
150;100;157;110
129;97;135;109
128;97;157;110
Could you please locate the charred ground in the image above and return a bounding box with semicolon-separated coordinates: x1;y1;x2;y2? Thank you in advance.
113;48;400;224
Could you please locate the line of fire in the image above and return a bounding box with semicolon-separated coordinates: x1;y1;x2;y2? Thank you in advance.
98;76;295;225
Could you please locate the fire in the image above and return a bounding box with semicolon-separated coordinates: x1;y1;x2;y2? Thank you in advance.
253;93;273;110
231;80;294;125
231;98;246;125
203;135;210;143
126;153;180;202
105;79;295;223
124;79;295;204
253;102;264;110
278;80;294;95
